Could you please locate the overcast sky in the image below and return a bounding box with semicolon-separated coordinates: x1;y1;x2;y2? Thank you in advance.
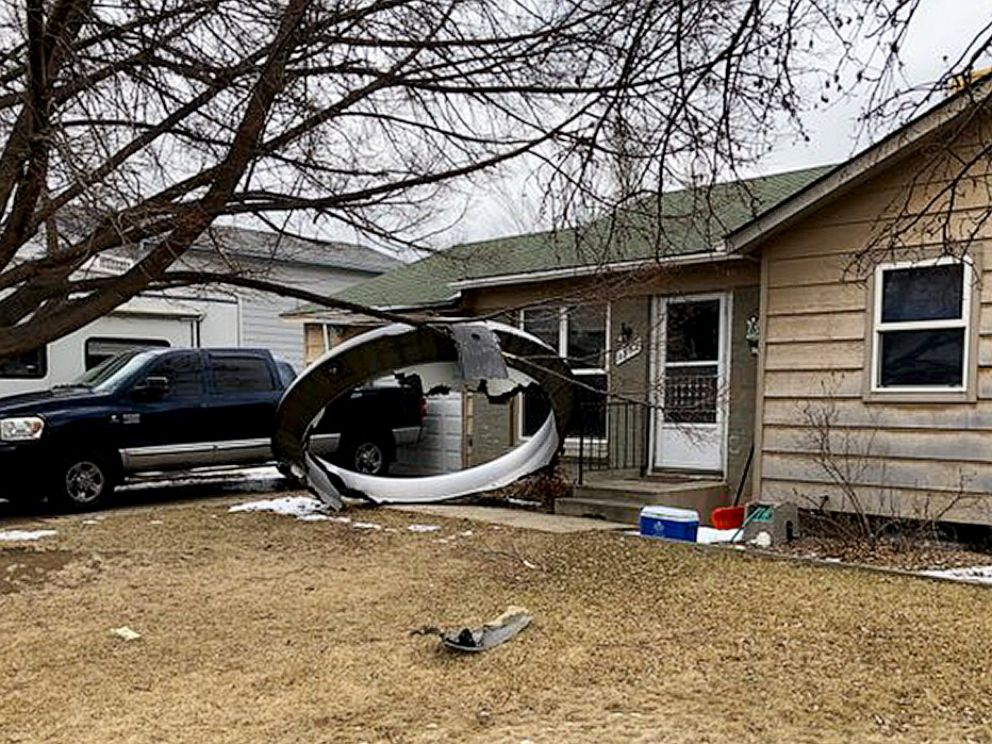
270;1;988;256
429;1;991;249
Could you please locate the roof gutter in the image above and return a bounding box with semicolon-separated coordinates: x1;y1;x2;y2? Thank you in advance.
280;293;461;322
448;249;738;290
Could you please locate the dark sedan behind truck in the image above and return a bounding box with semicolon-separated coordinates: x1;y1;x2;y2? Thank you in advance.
0;348;425;511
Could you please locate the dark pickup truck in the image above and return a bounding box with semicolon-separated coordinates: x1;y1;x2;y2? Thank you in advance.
0;348;425;510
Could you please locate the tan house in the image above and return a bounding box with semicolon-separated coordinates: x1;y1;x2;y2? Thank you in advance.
289;81;992;526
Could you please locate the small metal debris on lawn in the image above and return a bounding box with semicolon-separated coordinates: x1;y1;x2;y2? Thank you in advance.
412;606;532;653
110;626;141;641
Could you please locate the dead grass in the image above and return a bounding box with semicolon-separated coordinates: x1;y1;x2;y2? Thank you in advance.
2;494;992;743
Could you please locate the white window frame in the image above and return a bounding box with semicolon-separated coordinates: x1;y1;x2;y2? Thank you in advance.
518;304;610;443
870;256;972;393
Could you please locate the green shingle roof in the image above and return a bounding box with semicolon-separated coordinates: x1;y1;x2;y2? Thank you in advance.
309;164;832;313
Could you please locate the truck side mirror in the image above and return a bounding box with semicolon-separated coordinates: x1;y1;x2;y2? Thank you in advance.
132;375;170;400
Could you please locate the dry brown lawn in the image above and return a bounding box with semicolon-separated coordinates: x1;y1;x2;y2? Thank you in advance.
2;493;992;743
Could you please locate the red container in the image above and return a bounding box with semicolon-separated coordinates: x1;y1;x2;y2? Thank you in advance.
710;505;745;530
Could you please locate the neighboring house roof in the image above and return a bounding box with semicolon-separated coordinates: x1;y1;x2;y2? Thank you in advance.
293;164;830;317
190;225;401;274
727;76;992;252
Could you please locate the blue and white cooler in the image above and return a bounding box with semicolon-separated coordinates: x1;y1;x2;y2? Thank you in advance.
639;505;700;542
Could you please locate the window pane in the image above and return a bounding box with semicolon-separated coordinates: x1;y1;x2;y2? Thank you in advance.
664;364;718;423
211;354;275;393
146;353;204;399
879;329;964;387
566;305;606;369
881;264;964;323
666;300;719;362
0;347;46;379
522;308;560;351
568;373;607;438
85;337;170;370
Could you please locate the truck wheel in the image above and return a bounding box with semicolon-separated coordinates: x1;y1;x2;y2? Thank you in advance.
52;453;116;511
344;436;390;476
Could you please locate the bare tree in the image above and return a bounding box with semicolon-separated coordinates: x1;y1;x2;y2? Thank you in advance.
0;0;985;362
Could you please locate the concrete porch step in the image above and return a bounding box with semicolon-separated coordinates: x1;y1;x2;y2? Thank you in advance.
556;477;728;525
555;497;650;525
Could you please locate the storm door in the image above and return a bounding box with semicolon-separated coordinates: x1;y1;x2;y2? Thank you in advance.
653;295;727;472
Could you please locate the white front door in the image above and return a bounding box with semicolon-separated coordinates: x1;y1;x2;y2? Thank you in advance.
653;294;728;472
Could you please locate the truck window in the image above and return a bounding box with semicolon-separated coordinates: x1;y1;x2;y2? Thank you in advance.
85;337;170;370
0;346;46;379
210;354;276;393
143;352;204;398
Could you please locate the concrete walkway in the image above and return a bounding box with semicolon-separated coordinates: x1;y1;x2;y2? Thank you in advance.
388;505;628;534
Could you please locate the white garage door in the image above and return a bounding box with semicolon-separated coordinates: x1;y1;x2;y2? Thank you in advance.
393;393;463;475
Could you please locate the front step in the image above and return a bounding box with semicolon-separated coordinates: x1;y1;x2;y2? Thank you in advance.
555;497;647;524
556;478;728;525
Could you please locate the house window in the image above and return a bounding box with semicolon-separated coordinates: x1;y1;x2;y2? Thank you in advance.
0;346;47;379
872;259;971;390
520;305;608;438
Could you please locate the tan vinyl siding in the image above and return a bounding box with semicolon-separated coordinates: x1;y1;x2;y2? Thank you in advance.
304;324;327;365
756;116;992;525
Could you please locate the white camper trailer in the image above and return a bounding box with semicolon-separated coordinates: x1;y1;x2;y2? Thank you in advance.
0;288;241;397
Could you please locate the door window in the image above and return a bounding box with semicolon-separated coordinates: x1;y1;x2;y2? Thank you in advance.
210;354;276;393
143;352;204;399
663;299;720;424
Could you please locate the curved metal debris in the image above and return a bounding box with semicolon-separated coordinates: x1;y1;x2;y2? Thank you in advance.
272;322;575;509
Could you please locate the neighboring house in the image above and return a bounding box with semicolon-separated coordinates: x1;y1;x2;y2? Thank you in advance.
288;80;992;527
180;226;400;369
0;226;399;396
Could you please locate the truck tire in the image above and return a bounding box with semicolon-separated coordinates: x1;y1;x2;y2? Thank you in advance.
342;434;391;476
51;452;116;512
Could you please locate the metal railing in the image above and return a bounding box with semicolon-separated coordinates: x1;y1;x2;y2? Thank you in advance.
576;399;651;484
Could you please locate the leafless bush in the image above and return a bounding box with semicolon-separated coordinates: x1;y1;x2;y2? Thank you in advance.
796;395;979;550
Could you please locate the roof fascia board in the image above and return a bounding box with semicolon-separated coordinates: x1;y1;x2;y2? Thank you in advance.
280;294;461;322
726;81;992;253
449;249;737;290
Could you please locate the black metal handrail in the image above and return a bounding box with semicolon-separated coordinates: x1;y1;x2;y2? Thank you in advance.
576;399;651;484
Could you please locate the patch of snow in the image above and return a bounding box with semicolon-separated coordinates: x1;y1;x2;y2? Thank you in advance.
228;495;328;521
922;565;992;585
0;529;57;542
696;527;743;545
506;498;541;508
459;530;474;537
149;519;164;525
352;522;382;531
407;524;441;533
81;519;99;526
